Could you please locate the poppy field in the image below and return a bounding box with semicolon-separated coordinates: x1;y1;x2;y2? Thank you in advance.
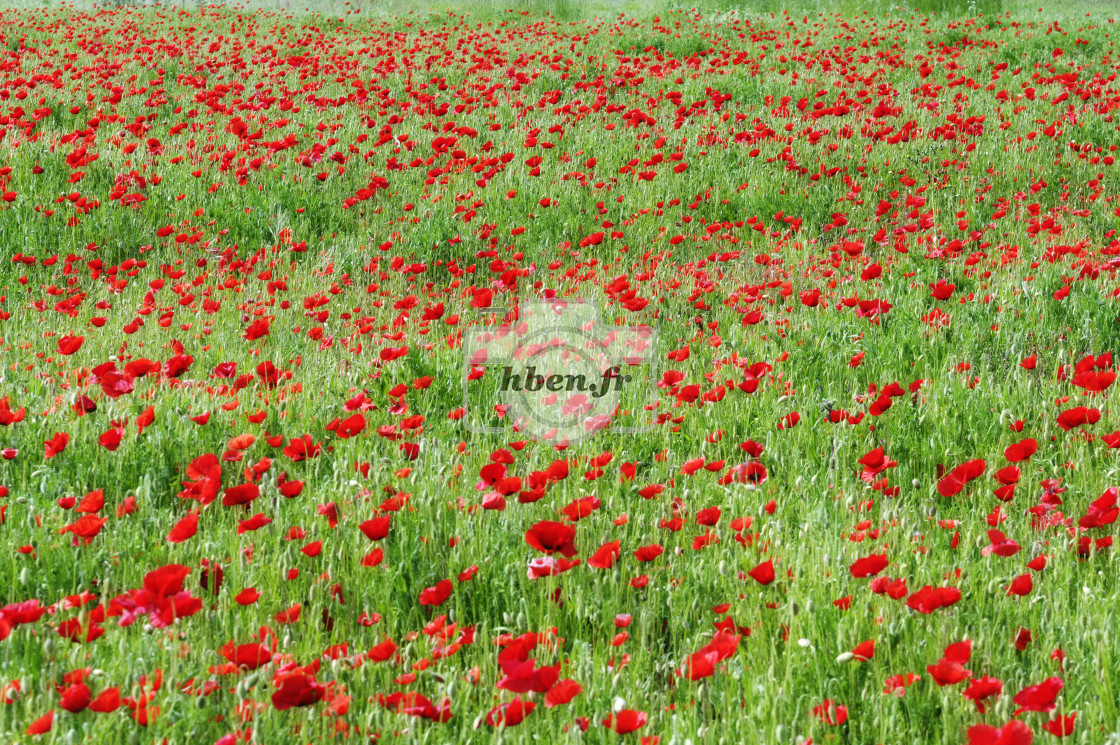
1;0;1120;742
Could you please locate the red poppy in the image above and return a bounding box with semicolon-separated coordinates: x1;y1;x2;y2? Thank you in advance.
603;709;647;734
419;579;453;607
359;515;391;541
747;559;775;585
44;432;69;459
1012;677;1063;714
25;710;53;735
57;335;84;355
482;697;532;726
1055;406;1100;431
271;673;325;711
849;553;889;578
167;511;199;543
1004;438;1037;462
0;398;26;426
812;699;848;725
59;683;91;713
89;688;120;713
525;521;577;557
1043;713;1077;737
219;640;273;670
221;483;260;507
905;585;961;614
544;679;583;708
966;720;1033;745
937;459;986;497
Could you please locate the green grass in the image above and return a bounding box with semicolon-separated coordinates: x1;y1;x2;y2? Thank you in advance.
0;0;1118;743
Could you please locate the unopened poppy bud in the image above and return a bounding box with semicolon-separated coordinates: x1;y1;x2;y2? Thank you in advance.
836;652;855;663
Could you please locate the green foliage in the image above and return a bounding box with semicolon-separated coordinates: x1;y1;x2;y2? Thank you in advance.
0;1;1118;743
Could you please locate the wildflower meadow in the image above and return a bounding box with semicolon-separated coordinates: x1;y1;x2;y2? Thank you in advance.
0;0;1118;742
